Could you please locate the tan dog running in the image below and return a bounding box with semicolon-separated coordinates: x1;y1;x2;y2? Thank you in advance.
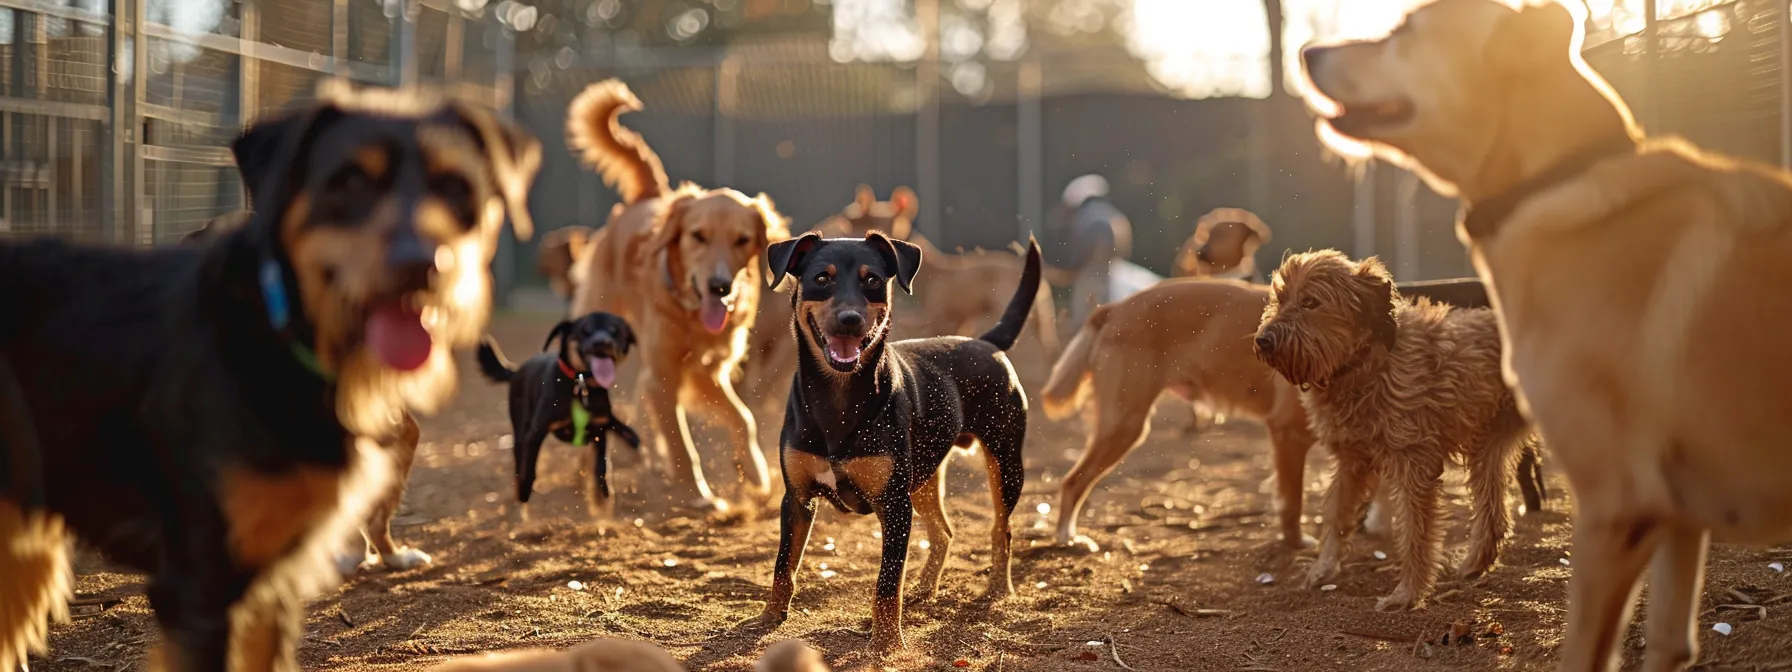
565;80;789;511
816;185;1060;359
424;638;829;672
1302;0;1792;667
1041;278;1315;553
1254;250;1531;611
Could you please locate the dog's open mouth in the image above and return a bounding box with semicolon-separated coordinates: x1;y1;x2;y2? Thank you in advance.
584;354;617;388
807;314;873;373
1327;98;1415;135
366;298;433;371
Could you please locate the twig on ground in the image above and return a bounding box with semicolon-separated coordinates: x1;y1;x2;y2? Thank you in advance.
1727;588;1756;605
1106;633;1137;671
1714;604;1769;621
1155;599;1232;618
338;609;355;628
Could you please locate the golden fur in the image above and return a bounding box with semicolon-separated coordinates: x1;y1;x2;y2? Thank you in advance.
1301;0;1792;667
1040;278;1316;552
566;80;789;510
0;504;69;672
1255;250;1530;611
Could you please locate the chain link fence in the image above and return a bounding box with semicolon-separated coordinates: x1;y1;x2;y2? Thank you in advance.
0;0;511;244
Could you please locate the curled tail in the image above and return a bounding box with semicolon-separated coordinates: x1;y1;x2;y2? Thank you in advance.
566;79;670;204
977;238;1042;351
1040;303;1109;420
475;337;516;384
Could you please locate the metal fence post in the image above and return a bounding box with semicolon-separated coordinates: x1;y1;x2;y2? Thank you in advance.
1394;169;1419;280
395;0;417;87
100;0;125;241
130;0;145;244
238;2;260;209
493;16;517;307
914;0;941;242
1016;56;1042;242
714;53;737;186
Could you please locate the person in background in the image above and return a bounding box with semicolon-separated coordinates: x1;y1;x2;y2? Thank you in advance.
1043;174;1133;331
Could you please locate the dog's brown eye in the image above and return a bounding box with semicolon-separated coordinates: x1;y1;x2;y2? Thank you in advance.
430;173;471;203
865;275;883;289
330;166;374;194
735;235;750;247
1301;297;1320;309
692;231;708;244
814;272;832;286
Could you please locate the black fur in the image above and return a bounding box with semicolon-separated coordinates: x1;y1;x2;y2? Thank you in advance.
475;313;640;505
0;93;537;671
756;231;1040;644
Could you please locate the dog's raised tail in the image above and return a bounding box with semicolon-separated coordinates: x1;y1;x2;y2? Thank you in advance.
1040;304;1109;420
977;238;1042;351
475;337;516;384
566;79;669;205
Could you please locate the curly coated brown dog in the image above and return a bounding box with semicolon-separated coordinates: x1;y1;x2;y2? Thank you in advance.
564;79;790;511
1302;0;1792;666
1254;250;1530;611
0;80;538;671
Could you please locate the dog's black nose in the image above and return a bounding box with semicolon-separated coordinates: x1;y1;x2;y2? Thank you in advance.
388;230;437;291
1254;334;1276;355
837;310;865;330
708;278;733;298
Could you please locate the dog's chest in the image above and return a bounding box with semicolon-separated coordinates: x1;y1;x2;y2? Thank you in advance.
786;449;895;515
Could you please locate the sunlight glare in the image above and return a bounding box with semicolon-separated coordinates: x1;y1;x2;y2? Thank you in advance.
1126;0;1270;99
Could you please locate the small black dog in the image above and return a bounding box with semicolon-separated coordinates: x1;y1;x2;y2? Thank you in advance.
477;312;640;512
752;230;1039;652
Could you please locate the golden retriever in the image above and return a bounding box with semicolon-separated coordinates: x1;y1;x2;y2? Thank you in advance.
1301;0;1792;667
565;80;789;511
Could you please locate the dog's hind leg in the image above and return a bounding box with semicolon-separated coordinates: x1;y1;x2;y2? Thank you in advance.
1054;401;1150;554
1460;431;1523;579
982;426;1025;600
1516;435;1547;514
909;465;953;601
0;504;71;672
228;596;300;672
361;414;431;571
1376;455;1446;611
1642;523;1709;672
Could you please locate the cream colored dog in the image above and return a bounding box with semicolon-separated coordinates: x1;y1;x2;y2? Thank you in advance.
1302;0;1792;669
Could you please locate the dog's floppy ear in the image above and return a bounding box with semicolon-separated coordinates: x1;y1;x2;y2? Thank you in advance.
233;103;344;220
889;185;918;240
542;320;575;356
1487;1;1579;73
1351;256;1399;350
765;231;822;291
866;230;923;295
448;101;543;242
853;184;876;214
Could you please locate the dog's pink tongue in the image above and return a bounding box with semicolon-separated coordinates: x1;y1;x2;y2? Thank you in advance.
700;297;729;334
826;336;862;364
587;357;617;389
366;302;432;371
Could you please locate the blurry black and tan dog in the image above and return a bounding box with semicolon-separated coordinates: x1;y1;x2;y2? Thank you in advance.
185;210;438;577
0;80;538;672
751;231;1038;652
476;312;641;516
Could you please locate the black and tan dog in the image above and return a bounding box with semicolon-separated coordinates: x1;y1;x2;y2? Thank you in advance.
185;210;437;576
477;312;641;515
752;231;1039;652
0;80;537;671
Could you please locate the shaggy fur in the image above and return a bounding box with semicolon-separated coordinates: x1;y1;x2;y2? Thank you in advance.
1302;0;1792;667
185;211;435;577
1255;250;1530;611
0;80;538;671
565;79;790;511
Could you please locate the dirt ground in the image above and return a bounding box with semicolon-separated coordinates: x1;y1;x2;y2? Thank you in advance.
36;312;1792;671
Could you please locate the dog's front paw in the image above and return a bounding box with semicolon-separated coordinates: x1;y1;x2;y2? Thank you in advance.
1303;559;1340;589
745;609;788;630
1057;534;1101;554
1458;544;1499;580
1374;588;1423;612
985;578;1015;601
382;547;433;571
335;551;371;576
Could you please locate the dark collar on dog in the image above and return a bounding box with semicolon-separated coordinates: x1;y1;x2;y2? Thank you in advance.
556;357;581;382
257;255;334;381
1460;138;1638;241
